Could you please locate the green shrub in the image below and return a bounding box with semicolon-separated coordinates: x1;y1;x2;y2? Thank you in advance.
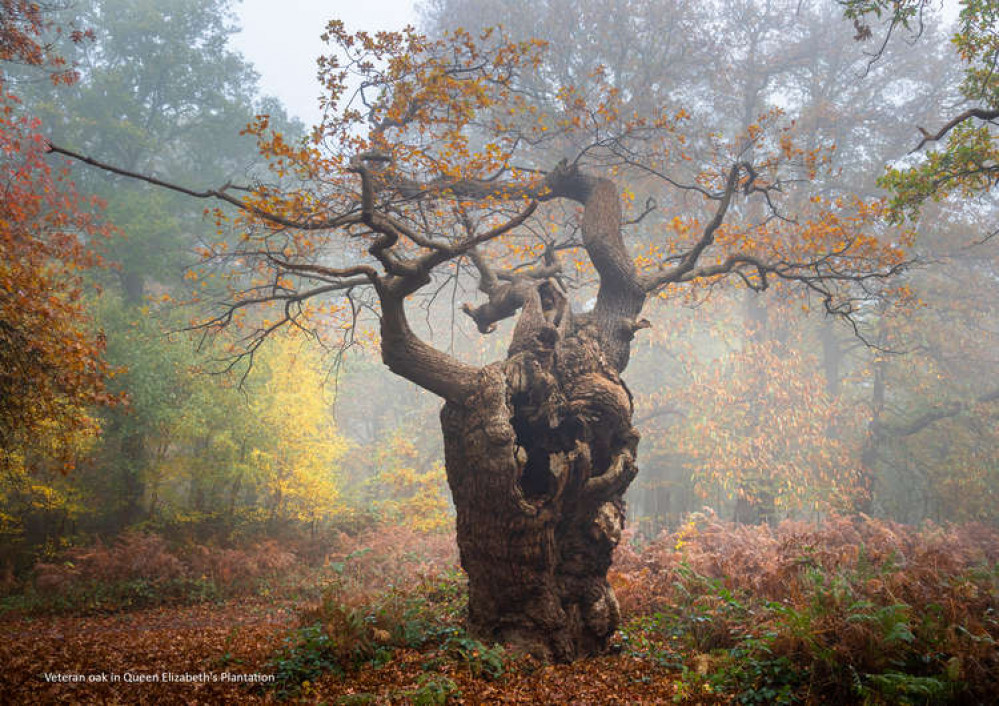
268;623;343;698
397;674;461;705
442;635;506;679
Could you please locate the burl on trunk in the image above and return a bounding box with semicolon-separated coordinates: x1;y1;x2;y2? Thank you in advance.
442;282;639;661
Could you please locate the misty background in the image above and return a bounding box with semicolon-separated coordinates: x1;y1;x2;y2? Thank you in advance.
1;0;994;573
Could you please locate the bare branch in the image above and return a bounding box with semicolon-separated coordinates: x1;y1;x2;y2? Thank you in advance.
912;108;999;152
623;196;657;227
260;253;378;284
47;142;361;231
878;387;999;437
639;161;745;292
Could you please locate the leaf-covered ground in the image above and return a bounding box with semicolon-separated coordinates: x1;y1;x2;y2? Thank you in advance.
0;601;294;704
0;600;692;704
2;516;996;704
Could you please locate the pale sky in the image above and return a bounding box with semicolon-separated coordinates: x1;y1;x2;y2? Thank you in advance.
231;1;419;127
231;0;964;128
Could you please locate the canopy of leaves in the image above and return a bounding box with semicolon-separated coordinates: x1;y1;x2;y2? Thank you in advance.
0;22;112;482
149;20;912;388
0;0;92;83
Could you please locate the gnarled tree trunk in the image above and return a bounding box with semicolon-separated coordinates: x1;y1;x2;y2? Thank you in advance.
367;163;665;660
441;284;639;660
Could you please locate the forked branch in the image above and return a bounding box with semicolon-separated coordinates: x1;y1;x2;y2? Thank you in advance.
913;108;999;152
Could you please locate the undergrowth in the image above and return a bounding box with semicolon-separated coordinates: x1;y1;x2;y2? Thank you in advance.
266;566;499;699
4;514;996;704
262;513;997;704
3;524;458;616
613;512;999;704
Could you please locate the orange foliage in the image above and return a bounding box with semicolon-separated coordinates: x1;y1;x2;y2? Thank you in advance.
675;339;866;513
32;532;299;598
0;0;92;85
0;91;115;473
177;25;915;379
615;512;997;611
323;524;458;594
612;512;999;701
1;10;112;474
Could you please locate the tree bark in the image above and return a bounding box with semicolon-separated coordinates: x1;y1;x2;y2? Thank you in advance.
440;292;639;661
368;162;650;660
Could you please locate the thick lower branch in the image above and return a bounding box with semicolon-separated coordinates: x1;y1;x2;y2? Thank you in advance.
544;164;647;372
877;387;999;437
377;285;479;402
914;107;999;152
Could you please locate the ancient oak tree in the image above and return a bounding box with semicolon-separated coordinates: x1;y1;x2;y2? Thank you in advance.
49;25;908;660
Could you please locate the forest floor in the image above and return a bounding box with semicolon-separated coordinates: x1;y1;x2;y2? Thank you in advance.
1;514;996;704
0;599;688;704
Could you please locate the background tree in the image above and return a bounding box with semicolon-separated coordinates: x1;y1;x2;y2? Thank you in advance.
8;0;308;533
247;333;346;526
0;1;112;566
73;297;349;538
24;0;301;303
842;0;999;221
836;0;999;520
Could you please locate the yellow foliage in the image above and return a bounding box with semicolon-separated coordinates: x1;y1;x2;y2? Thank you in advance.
369;432;452;533
248;333;347;523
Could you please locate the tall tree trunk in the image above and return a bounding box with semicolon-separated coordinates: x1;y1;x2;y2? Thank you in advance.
441;309;639;661
118;426;146;527
119;269;145;305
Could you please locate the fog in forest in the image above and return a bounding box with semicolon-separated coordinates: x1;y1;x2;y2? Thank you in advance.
2;0;997;702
